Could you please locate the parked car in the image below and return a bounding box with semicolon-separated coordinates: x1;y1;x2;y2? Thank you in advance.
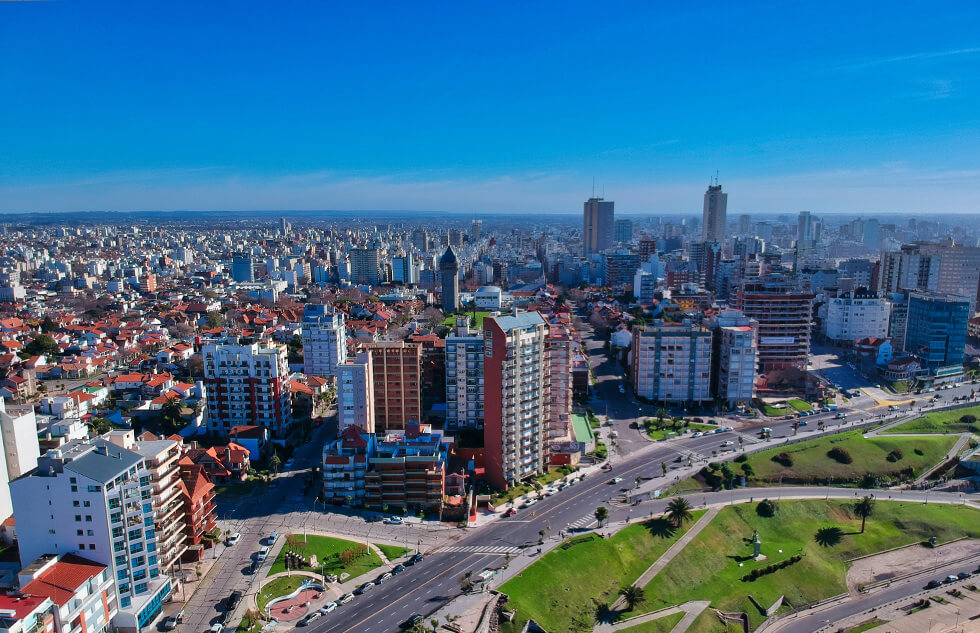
392;564;405;574
958;572;971;580
226;532;241;546
411;553;423;564
266;531;279;545
927;579;942;589
384;516;404;525
400;615;424;630
365;514;383;523
256;546;270;562
226;591;243;611
503;508;517;517
354;582;374;594
375;572;393;585
319;602;338;614
300;611;322;626
163;616;179;630
337;593;355;605
945;575;959;583
210;625;224;633
520;499;537;509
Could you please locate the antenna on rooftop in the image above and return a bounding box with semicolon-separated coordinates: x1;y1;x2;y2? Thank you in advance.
592;177;596;198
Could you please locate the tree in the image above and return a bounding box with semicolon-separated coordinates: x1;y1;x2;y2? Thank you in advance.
661;461;668;476
656;408;668;424
204;312;224;329
594;506;609;527
854;495;875;534
270;452;281;475
169;323;196;339
619;585;646;611
88;417;113;436
459;570;474;593
666;497;693;527
40;316;58;334
161;398;184;434
26;334;59;358
756;499;777;518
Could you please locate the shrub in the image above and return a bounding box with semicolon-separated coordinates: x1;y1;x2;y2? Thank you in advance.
756;499;777;517
772;452;794;467
886;448;904;462
914;448;924;456
734;454;747;463
828;446;853;464
960;414;977;424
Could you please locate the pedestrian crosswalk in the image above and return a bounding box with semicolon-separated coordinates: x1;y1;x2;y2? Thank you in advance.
566;515;597;530
437;545;523;554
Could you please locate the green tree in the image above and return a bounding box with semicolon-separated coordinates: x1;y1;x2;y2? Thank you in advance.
270;452;281;475
656;408;668;424
160;398;184;434
26;334;59;358
40;317;58;333
661;461;668;476
666;497;693;528
287;334;303;359
619;585;646;611
204;311;224;329
594;506;609;527
854;495;875;534
88;417;113;435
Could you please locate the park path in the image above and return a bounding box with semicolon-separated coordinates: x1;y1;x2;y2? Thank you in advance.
609;507;721;611
592;600;711;633
912;432;971;485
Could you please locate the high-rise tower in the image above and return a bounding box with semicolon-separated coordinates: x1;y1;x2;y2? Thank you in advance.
701;184;728;242
440;246;460;312
582;198;614;254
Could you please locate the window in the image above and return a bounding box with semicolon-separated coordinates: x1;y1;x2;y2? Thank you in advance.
85;515;92;522
77;530;84;536
87;485;101;493
84;500;91;507
87;530;94;536
73;500;80;507
75;515;82;522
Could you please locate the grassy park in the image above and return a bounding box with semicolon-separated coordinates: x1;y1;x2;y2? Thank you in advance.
883;405;980;435
741;430;956;484
761;399;813;417
639;500;980;629
499;511;706;633
644;419;717;441
256;576;307;612
442;311;491;329
269;534;383;579
619;612;685;633
374;543;410;560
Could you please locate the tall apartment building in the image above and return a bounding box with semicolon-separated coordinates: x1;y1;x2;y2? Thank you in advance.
440;247;460;312
707;310;758;407
202;341;292;439
411;229;428;252
0;399;40;524
471;219;482;241
231;254;254;282
905;293;969;373
108;433;186;575
630;320;712;405
614;219;633;243
349;248;381;286
823;289;890;344
886;293;909;352
11;440;173;632
391;255;417;284
601;251;640;286
367;342;422;433
483;311;550;490
301;304;348;378
321;426;372;506
363;424;449;514
734;279;815;373
701;184;727;242
445;320;484;430
878;241;980;309
18;554;116;633
336;352;375;433
547;324;575;441
582;198;614;254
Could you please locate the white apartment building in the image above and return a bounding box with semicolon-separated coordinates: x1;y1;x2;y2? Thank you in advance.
631;320;712;405
0;400;41;524
301;305;347;378
11;440;173;633
708;310;758;407
336;352;375;433
445;319;484;430
202;341;292;439
19;553;117;633
824;290;890;344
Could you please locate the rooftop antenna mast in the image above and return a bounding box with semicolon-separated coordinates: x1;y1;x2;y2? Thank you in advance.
592;177;596;198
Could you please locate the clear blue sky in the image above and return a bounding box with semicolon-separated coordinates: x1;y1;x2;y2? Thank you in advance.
2;1;979;214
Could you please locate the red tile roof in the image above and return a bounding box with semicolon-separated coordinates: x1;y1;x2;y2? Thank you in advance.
20;554;106;606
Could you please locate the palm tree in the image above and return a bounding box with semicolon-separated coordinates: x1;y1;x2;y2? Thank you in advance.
656;407;668;425
854;495;875;533
270;452;281;475
594;506;609;527
619;585;646;610
666;497;693;528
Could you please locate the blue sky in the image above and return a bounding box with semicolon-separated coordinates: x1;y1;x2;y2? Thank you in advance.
1;1;979;214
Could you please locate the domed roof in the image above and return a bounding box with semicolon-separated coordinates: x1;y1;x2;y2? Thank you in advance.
440;246;459;268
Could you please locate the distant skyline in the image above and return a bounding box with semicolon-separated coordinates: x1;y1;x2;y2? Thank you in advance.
2;1;980;214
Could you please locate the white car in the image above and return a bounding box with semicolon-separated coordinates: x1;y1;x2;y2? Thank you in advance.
256;546;270;562
611;477;623;484
692;432;703;438
319;603;338;614
210;625;224;633
721;440;734;446
226;532;241;546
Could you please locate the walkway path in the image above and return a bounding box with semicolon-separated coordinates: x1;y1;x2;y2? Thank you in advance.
593;600;711;633
912;432;971;485
609;507;720;611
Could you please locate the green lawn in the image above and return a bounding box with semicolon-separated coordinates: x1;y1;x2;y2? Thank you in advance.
619;611;684;633
641;500;980;630
883;405;980;434
374;543;409;560
742;430;956;485
645;420;716;441
256;576;307;612
442;311;491;329
269;534;383;580
498;511;705;633
685;611;743;633
787;399;813;412
844;620;885;633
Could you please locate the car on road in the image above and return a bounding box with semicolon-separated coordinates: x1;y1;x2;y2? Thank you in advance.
411;553;424;564
927;579;942;589
375;572;393;584
226;532;241;546
365;514;383;522
401;615;424;630
543;488;556;496
610;477;623;484
319;602;338;614
384;515;404;525
945;575;959;583
337;593;355;605
797;419;807;426
503;507;517;517
958;572;971;579
520;499;537;509
255;546;270;562
300;611;322;626
163;616;179;630
226;591;243;611
210;625;223;633
692;432;703;438
888;405;898;411
354;582;374;594
835;413;847;419
721;440;734;446
392;564;405;574
266;531;279;545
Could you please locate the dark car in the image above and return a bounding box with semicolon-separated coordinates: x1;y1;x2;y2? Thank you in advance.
926;579;942;589
400;615;423;630
227;591;243;612
392;564;405;574
412;553;423;563
958;572;971;580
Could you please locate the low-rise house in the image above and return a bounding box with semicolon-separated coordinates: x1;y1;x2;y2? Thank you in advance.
18;554;115;633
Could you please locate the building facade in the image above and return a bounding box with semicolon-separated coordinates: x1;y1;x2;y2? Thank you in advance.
202;342;292;439
582;198;614;255
734;279;815;373
904;293;969;373
630;320;712;405
707;310;758;406
823;290;891;344
367;342;422;433
301;304;348;378
445;321;484;430
701;184;727;242
439;247;460;312
483;311;550;490
336;352;375;433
